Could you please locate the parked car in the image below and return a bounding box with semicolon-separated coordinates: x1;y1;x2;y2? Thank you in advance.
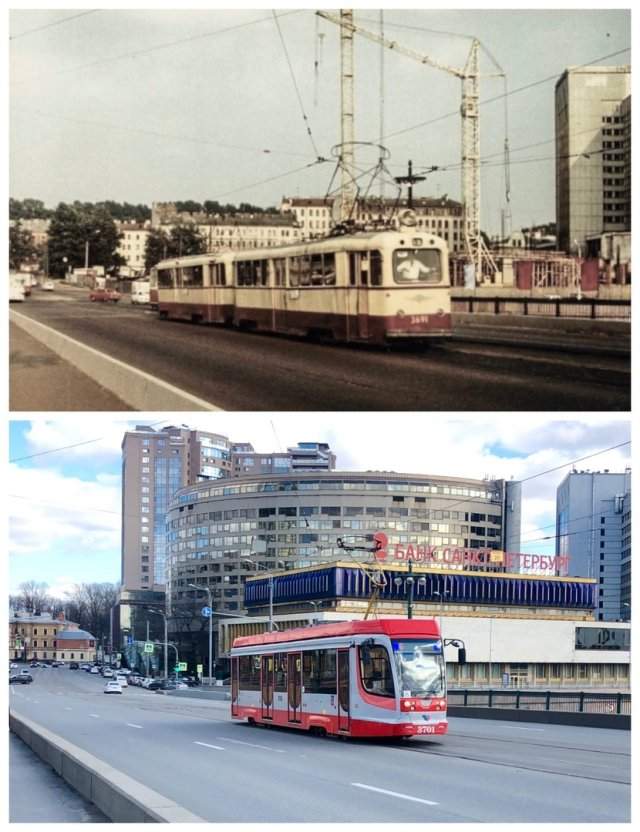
89;287;120;303
117;668;132;676
146;679;164;691
128;674;143;686
10;663;18;669
41;280;55;291
90;666;100;674
9;284;26;302
29;662;39;668
51;661;64;667
69;662;80;669
115;675;128;687
19;668;32;677
102;668;114;678
104;680;123;694
10;673;32;684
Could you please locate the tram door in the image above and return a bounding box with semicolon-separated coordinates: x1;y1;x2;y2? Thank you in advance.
337;648;351;733
287;652;302;723
231;657;239;717
271;258;287;332
348;252;370;340
261;654;274;719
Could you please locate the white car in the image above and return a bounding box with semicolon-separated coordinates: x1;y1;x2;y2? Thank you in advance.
90;666;100;674
115;675;128;687
104;680;123;694
102;668;114;678
118;668;132;675
9;285;25;302
42;280;55;291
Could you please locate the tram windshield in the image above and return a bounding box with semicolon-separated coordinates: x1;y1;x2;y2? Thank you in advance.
392;639;446;698
393;249;442;284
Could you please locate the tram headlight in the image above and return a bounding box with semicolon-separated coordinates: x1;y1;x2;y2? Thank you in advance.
396;309;405;318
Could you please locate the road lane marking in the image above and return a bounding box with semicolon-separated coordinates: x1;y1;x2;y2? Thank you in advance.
89;713;100;718
194;741;225;751
64;707;73;711
512;727;545;732
216;737;285;753
351;783;438;806
126;723;143;729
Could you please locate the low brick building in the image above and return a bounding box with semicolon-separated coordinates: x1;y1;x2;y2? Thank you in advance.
9;611;96;663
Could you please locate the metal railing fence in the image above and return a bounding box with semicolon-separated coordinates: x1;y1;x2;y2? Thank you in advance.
448;689;630;715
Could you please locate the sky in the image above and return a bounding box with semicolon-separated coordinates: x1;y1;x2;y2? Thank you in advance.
8;414;631;597
7;3;631;235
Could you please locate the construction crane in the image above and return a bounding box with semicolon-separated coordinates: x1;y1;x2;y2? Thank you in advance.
337;533;388;619
317;10;504;282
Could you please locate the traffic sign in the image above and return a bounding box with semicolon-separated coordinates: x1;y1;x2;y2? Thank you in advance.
127;635;133;645
174;665;180;673
143;642;154;654
178;662;188;671
197;664;203;675
201;606;212;618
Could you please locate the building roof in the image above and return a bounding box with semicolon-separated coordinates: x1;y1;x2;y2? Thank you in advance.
56;629;96;641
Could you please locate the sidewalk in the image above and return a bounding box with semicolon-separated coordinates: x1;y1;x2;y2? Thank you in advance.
9;732;108;822
10;322;131;411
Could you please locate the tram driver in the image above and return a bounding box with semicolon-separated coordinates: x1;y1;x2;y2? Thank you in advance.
395;251;437;282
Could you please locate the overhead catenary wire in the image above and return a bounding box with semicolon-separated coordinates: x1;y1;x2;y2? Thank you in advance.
381;47;630;143
10;9;98;41
10;10;306;87
272;10;322;162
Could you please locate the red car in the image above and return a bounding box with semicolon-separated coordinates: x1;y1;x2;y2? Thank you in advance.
89;288;121;303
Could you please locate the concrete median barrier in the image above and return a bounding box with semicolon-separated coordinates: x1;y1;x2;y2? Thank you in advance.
10;310;220;411
9;710;206;822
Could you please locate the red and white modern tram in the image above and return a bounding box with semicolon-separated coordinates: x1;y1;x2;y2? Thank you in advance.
151;224;451;344
230;619;459;738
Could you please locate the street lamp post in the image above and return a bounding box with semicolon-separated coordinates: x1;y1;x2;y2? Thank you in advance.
189;583;213;686
242;557;284;632
149;608;168;680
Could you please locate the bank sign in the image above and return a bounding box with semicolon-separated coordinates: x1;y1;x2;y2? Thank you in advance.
373;534;569;573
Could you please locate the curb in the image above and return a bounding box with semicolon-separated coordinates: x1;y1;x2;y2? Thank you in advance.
448;706;630;730
9;710;206;822
10;310;221;411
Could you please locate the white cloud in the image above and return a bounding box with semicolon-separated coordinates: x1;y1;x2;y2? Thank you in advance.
9;464;120;556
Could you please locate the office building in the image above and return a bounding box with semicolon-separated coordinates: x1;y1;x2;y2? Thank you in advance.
556;469;629;621
121;426;336;592
165;470;521;668
555;65;631;253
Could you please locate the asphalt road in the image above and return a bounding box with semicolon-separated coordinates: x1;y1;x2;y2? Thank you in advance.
9;287;630;411
9;667;631;823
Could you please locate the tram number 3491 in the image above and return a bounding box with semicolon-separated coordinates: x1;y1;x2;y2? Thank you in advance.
416;725;437;734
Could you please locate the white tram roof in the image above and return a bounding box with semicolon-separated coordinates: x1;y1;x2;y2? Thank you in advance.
154;229;446;270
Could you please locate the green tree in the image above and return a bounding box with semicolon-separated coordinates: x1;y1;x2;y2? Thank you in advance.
9;221;36;270
144;227;170;270
47;204;124;277
168;222;206;258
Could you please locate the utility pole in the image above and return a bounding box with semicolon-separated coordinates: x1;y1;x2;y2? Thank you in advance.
394;160;426;210
339;8;355;223
407;558;415;619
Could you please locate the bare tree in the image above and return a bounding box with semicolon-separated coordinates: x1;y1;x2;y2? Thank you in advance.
15;581;52;613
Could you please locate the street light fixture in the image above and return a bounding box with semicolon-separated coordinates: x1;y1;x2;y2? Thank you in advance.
148;608;169;680
241;556;285;632
188;583;213;686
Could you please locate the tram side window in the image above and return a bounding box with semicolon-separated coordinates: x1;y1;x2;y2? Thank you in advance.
239;655;261;690
302;649;337;694
359;644;395;697
236;260;269;287
349;252;382;287
157;268;175;288
180;265;204;288
310;253;336;286
273;258;286;287
212;263;226;286
274;654;288;691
